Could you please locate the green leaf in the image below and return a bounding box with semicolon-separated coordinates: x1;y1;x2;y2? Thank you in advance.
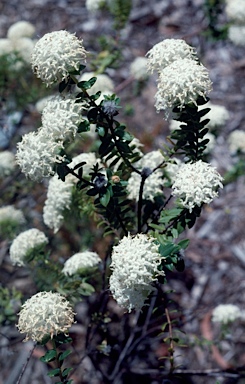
77;120;90;133
40;349;56;363
59;79;69;93
56;164;71;182
47;368;61;377
148;223;164;231
100;188;111;207
159;243;176;257
87;107;99;123
77;77;97;90
178;239;190;249
62;367;73;377
97;126;105;137
79;282;95;295
171;228;179;238
58;350;72;362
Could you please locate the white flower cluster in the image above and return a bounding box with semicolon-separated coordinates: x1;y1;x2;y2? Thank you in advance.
86;0;106;12
225;0;245;24
165;158;183;183
146;39;212;118
41;95;87;141
146;39;198;74
0;205;25;226
109;233;164;312
225;0;245;46
31;30;87;86
127;150;165;202
228;130;245;154
155;59;212;116
43;174;74;233
130;57;149;81
9;228;48;266
35;95;56;113
0;21;36;66
17;291;75;342
16;31;90;181
16;130;64;181
212;304;241;324
172;160;223;212
0;150;16;177
228;25;245;46
200;102;230;129
62;251;101;276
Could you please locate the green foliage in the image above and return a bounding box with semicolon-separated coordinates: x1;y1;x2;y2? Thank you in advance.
108;0;132;30
90;36;122;73
203;0;229;40
40;335;73;383
156;236;189;273
0;286;22;325
0;52;50;112
0;219;23;240
223;155;245;184
171;97;211;161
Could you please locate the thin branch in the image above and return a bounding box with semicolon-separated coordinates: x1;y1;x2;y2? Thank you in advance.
16;342;36;384
108;310;141;381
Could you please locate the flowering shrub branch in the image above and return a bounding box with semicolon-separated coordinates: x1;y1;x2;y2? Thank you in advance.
6;26;226;382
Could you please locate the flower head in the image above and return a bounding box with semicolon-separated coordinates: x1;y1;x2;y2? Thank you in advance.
146;39;198;74
0;38;14;55
16;130;64;181
109;233;164;312
7;21;36;40
200;102;230;129
165;158;183;183
172;160;223;212
9;228;48;266
155;59;212;117
228;25;245;46
41;95;88;141
43;174;74;233
86;0;105;12
0;150;16;177
130;56;148;80
62;251;101;276
0;205;25;226
31;30;87;86
17;291;75;342
102;99;120;117
12;37;35;64
228;130;245;154
225;0;245;24
127;150;165;202
35;95;56;113
212;304;241;324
